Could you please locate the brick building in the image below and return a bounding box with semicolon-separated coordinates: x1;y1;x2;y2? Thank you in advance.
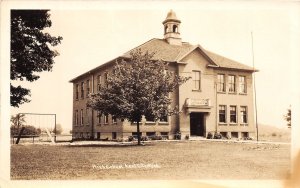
70;10;257;140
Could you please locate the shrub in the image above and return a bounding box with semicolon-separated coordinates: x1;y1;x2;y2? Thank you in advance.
141;136;149;141
207;132;213;139
213;132;222;139
128;136;135;142
185;134;190;140
271;132;277;137
175;131;181;140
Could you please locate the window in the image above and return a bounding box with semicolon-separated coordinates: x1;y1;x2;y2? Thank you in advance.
160;115;168;123
80;109;84;125
146;132;156;138
217;74;225;92
132;132;138;139
220;132;227;138
228;75;236;93
240;106;247;124
97;75;101;92
173;25;178;32
75;84;79;100
86;132;90;138
230;106;237;123
104;72;108;88
231;132;239;138
104;114;108;124
164;25;168;34
239;76;246;94
192;71;201;91
219;105;226;123
81;82;84;99
75;110;78;126
112;116;117;124
241;132;249;138
86;108;89;125
86;80;90;97
145;115;155;122
160;132;169;139
97;111;101;124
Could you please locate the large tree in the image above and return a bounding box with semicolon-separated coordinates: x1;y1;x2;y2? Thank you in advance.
11;10;62;107
53;123;63;135
10;113;26;131
87;49;190;145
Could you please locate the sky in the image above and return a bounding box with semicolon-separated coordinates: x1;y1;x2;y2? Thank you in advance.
8;1;300;133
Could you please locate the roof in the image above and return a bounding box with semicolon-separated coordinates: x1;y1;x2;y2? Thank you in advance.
70;38;257;82
163;10;181;24
121;38;195;62
122;38;256;71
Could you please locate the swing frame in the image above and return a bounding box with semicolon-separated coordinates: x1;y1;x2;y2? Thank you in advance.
17;113;57;142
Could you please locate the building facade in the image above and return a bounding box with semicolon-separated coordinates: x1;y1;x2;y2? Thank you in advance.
70;10;257;140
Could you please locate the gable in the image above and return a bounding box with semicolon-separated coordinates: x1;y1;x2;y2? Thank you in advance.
180;48;213;73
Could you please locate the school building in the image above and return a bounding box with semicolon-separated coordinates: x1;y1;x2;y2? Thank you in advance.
70;10;257;140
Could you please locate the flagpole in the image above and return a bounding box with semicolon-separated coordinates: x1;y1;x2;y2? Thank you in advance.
251;31;259;142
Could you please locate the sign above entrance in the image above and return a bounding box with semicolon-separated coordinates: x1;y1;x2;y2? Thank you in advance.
185;98;211;107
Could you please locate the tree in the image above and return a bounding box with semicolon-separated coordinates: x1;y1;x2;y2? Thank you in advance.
284;107;291;128
53;123;63;135
87;49;190;145
10;114;26;131
11;10;63;107
11;125;41;136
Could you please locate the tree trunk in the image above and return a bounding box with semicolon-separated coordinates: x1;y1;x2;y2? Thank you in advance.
16;127;25;144
137;121;141;145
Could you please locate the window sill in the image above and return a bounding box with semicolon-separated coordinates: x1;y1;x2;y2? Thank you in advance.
145;121;156;125
192;89;202;92
217;91;226;94
218;123;227;126
228;92;237;95
239;93;247;95
229;123;238;126
240;123;248;126
158;122;169;125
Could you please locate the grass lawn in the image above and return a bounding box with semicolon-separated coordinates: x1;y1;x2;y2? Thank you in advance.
11;141;290;180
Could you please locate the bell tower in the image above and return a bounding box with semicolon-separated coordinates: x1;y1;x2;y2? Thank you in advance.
162;10;182;45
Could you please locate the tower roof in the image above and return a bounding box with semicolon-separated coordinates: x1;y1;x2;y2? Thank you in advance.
163;10;181;24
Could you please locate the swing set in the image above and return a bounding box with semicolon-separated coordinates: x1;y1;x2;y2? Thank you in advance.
12;113;57;144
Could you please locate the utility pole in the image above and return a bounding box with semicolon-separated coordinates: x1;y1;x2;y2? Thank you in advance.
251;32;259;142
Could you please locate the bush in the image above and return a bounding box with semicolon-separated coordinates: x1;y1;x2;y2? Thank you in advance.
175;131;181;140
151;135;162;140
141;136;149;141
128;136;135;142
213;132;222;139
207;132;213;139
271;132;277;137
185;134;189;140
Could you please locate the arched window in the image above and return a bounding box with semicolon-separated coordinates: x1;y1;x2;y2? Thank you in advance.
164;25;168;34
173;25;178;32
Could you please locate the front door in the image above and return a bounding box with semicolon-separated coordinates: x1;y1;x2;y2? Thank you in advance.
190;113;205;136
